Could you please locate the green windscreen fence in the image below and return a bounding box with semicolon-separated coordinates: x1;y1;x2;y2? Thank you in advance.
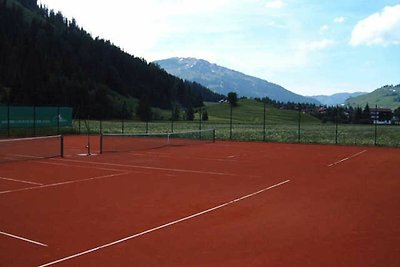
0;106;72;136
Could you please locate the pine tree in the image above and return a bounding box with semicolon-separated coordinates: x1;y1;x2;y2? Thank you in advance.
186;106;194;121
202;110;208;121
227;92;238;107
136;97;152;122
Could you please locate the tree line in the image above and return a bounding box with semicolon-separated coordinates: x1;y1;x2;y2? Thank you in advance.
0;0;223;120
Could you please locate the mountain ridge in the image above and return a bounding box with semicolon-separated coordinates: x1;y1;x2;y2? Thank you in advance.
155;57;320;105
311;92;367;106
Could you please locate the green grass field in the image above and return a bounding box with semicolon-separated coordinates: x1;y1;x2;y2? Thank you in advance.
1;99;397;147
70;99;400;147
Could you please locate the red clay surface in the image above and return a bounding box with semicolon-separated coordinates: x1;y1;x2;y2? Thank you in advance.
0;135;399;266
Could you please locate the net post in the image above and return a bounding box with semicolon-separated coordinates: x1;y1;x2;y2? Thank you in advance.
60;135;64;158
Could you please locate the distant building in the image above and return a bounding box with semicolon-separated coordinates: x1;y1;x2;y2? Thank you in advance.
371;108;392;125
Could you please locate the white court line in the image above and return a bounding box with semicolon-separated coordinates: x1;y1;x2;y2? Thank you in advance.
328;150;367;167
53;158;237;177
37;160;126;172
0;231;47;247
39;179;290;267
132;154;238;163
0;172;130;195
0;176;43;186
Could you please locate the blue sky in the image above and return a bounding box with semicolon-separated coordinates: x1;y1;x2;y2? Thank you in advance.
39;0;400;96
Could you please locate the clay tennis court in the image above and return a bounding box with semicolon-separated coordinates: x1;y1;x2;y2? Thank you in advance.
1;135;399;266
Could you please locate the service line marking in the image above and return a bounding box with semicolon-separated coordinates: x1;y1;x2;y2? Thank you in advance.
0;176;43;186
53;158;237;177
0;172;130;195
0;231;47;247
328;150;367;167
39;179;290;267
37;160;126;172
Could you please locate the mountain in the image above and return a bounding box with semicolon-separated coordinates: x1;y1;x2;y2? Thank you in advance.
345;85;400;109
155;57;320;105
0;0;222;119
311;92;367;106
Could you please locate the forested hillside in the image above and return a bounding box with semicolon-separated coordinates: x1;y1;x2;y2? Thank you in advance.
0;0;223;119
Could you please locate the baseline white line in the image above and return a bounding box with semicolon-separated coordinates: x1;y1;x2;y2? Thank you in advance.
0;176;43;186
0;231;47;247
328;150;367;167
52;158;237;176
38;179;290;267
0;172;130;195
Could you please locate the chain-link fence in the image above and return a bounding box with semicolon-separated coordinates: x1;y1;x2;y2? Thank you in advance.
1;104;399;147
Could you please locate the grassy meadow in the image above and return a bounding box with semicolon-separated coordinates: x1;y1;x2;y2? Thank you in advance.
69;99;400;147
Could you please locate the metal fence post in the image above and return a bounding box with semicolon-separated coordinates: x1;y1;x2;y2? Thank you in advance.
7;103;10;137
33;105;36;136
263;102;266;142
230;104;233;140
297;104;301;143
374;104;378;146
199;107;202;131
335;105;339;144
171;109;174;133
57;106;60;135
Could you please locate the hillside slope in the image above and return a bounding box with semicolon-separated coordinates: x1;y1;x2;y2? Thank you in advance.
204;99;320;124
345;85;400;109
0;0;222;119
155;57;320;105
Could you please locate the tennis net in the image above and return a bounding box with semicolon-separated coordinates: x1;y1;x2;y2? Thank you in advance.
100;129;215;153
0;135;63;163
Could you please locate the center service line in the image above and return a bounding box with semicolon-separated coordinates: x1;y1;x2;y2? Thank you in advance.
39;179;291;267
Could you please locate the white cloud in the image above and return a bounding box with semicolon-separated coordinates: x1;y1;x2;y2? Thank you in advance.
307;39;335;50
350;5;400;46
334;16;345;24
320;25;329;33
265;0;286;9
